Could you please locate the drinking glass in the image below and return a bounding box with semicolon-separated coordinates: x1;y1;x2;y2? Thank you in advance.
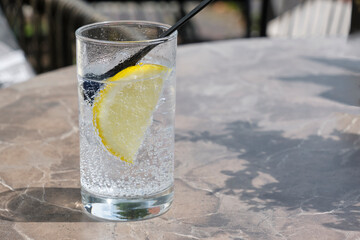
75;21;176;221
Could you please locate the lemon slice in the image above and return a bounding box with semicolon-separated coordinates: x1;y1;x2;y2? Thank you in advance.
93;64;169;163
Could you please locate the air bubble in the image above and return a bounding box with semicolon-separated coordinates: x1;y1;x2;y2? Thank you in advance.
79;75;174;197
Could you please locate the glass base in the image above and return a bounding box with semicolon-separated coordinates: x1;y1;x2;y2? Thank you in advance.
81;186;173;221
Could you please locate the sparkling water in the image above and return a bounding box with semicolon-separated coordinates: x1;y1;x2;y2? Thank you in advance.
78;69;175;198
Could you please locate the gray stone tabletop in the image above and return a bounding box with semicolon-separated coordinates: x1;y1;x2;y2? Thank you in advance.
0;38;359;239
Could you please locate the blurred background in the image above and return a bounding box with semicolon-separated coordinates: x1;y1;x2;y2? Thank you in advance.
0;0;359;87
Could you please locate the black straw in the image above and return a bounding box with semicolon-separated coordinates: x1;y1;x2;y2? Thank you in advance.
85;0;214;81
161;0;214;38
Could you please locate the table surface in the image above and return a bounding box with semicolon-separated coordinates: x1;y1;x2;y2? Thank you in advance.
0;37;359;239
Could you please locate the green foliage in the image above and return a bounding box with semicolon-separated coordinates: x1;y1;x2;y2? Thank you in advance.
115;202;149;220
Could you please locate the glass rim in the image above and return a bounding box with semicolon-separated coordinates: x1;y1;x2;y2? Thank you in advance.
75;20;177;46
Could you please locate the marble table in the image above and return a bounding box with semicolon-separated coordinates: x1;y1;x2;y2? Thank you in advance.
0;38;359;239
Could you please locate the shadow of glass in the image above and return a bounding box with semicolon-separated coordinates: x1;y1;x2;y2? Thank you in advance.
0;187;95;222
176;120;360;231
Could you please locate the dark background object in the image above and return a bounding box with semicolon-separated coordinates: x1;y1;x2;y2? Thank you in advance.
0;0;254;74
0;0;105;73
350;0;360;34
0;0;358;75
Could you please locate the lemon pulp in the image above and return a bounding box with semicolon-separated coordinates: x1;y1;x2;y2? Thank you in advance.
92;64;169;163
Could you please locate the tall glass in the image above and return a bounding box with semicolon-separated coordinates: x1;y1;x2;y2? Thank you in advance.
76;21;176;221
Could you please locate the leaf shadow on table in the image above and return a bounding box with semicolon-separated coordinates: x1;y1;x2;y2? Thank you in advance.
278;56;360;107
0;187;96;222
279;73;360;107
176;120;360;231
307;57;360;74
